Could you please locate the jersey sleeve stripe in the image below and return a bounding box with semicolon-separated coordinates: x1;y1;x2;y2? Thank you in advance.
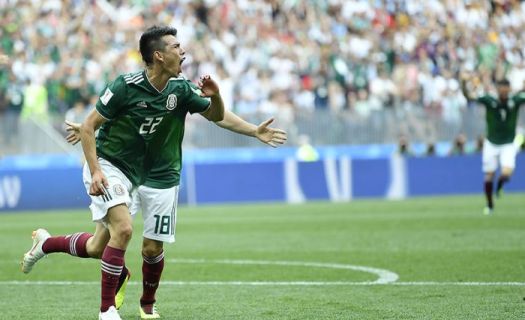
125;74;143;82
124;73;142;81
125;77;144;84
125;75;144;83
131;78;144;84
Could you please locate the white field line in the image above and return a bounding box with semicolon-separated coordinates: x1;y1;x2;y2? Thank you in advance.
1;281;525;286
167;258;399;284
390;282;525;286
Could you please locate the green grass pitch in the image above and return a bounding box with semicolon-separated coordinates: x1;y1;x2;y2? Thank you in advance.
1;194;524;319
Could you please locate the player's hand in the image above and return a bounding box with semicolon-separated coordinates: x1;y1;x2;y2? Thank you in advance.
255;118;287;148
198;75;220;98
65;120;81;145
90;169;109;196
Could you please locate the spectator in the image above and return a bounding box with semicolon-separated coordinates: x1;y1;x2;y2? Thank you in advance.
441;80;467;128
426;142;436;156
449;133;467;156
2;0;525;149
296;134;319;162
20;78;49;123
397;135;412;156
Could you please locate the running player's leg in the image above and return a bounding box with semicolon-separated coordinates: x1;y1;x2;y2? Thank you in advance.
83;159;134;317
483;172;495;214
85;222;132;311
140;238;164;319
43;222;109;257
21;204;112;274
101;204;133;310
496;143;517;197
482;140;498;214
81;221;132;310
496;168;513;197
137;185;178;318
114;188;143;310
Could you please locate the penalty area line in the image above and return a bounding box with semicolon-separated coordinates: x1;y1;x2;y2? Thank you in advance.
1;281;525;286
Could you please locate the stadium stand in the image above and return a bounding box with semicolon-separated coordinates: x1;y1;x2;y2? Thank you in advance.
1;0;525;153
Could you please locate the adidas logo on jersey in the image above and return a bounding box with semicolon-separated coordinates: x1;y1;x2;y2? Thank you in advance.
136;101;148;108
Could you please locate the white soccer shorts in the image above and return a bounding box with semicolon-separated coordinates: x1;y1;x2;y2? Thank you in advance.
130;185;179;243
482;140;518;173
82;158;134;222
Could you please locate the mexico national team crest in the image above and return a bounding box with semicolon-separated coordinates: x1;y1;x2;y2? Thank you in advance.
113;184;125;196
166;94;177;110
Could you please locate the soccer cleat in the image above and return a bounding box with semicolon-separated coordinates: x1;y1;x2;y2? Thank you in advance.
99;306;122;320
483;207;493;215
115;269;131;310
21;229;51;274
140;304;160;319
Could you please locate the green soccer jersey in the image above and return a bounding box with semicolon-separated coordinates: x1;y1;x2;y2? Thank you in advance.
477;92;525;145
96;71;210;187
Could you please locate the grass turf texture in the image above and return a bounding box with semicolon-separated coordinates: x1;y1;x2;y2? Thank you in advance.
0;194;524;319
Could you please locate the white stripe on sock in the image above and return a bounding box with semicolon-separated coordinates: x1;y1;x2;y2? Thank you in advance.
101;267;122;276
143;251;164;265
101;261;123;274
101;265;123;276
101;261;123;272
69;233;81;256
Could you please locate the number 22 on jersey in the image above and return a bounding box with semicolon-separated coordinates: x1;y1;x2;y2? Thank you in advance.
139;117;164;134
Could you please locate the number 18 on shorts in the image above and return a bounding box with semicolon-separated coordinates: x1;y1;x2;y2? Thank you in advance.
130;185;179;243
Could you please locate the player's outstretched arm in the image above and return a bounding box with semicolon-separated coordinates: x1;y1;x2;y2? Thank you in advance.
215;110;287;147
460;73;475;101
80;110;108;196
65;120;81;145
198;75;225;122
460;72;485;102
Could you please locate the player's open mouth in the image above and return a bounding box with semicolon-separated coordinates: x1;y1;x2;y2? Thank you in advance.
180;57;186;65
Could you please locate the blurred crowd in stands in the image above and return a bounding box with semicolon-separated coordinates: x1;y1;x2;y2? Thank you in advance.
1;0;525;150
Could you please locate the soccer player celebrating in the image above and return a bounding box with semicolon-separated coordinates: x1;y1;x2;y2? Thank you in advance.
63;110;286;319
463;78;525;215
22;25;286;320
22;26;225;320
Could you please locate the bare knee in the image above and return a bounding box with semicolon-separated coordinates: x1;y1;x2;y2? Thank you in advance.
501;167;514;177
106;205;134;249
117;224;133;243
109;223;133;248
142;238;163;257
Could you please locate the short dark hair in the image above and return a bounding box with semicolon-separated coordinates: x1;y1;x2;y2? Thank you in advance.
496;79;510;87
139;26;178;66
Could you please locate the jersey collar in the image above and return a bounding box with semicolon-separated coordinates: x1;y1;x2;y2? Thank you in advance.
143;70;186;93
144;70;170;94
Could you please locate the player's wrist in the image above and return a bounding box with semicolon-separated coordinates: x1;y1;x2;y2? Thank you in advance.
252;127;260;138
89;166;103;177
